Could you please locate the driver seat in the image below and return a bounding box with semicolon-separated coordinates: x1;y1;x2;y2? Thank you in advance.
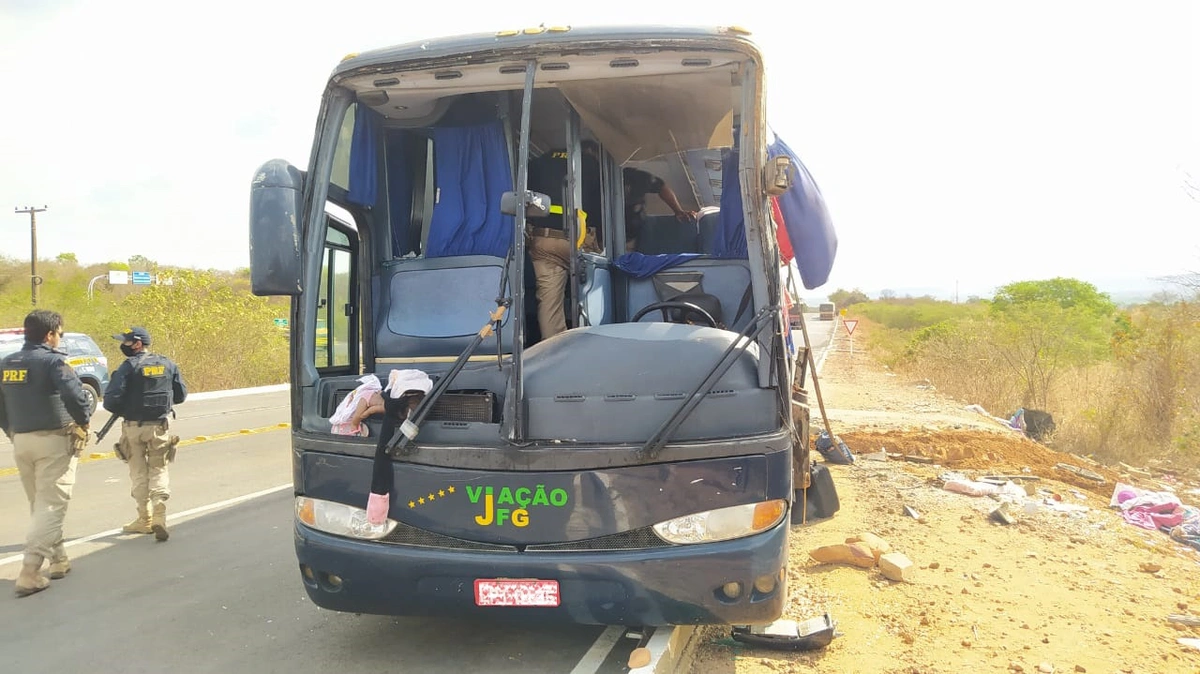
650;272;726;328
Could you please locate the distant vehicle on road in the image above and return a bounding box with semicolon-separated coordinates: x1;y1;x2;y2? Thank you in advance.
818;302;836;320
0;328;110;414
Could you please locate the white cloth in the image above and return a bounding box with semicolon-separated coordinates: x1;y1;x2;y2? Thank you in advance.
329;374;383;425
384;369;433;399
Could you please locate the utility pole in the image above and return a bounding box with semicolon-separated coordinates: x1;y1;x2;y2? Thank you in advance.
15;205;47;306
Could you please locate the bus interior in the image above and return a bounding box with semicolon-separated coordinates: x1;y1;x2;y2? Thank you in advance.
302;40;790;449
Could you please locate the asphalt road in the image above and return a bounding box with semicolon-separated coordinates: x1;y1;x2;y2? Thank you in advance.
0;314;839;673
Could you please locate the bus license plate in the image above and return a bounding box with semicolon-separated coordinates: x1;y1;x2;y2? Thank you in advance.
474;579;560;607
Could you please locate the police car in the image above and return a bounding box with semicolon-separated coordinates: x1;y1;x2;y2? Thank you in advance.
0;328;110;415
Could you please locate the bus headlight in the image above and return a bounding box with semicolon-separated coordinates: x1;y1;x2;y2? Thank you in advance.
651;500;787;544
295;496;398;540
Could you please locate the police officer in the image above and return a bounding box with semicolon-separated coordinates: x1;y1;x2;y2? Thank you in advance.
103;327;187;541
614;165;697;253
0;310;92;597
525;142;603;340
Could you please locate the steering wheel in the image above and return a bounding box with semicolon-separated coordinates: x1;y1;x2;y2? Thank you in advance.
630;301;719;328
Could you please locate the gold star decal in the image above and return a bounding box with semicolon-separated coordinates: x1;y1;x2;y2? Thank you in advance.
428;493;436;501
418;497;425;505
438;489;446;497
408;501;416;508
447;486;455;494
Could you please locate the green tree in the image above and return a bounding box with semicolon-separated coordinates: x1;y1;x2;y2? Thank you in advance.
987;278;1118;408
829;288;870;308
56;252;77;264
128;255;156;272
990;277;1116;317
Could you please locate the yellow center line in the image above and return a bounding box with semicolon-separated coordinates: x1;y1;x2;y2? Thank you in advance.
0;422;291;479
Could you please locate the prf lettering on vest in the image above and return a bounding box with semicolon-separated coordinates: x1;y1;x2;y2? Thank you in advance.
142;365;166;377
2;369;28;383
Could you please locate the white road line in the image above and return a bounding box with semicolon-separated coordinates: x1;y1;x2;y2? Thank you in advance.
186;383;288;402
0;483;292;568
816;317;837;375
569;626;626;674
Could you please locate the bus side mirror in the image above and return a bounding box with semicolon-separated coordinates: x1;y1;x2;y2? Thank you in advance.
249;159;304;296
500;190;551;217
764;155;793;196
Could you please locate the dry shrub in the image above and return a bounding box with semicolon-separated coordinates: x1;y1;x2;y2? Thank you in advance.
0;259;289;393
899;297;1200;469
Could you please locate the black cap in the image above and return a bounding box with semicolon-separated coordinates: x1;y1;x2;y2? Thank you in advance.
112;326;151;345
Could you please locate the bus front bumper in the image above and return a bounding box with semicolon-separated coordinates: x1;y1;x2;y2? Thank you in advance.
294;521;788;626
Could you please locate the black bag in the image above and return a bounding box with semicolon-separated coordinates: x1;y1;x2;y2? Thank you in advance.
792;463;840;523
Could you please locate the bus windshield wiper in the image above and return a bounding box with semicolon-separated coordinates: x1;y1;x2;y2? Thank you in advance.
636;306;777;463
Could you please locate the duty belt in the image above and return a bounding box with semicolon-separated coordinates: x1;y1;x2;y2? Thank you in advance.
125;419;168;427
528;205;589;248
527;226;568;240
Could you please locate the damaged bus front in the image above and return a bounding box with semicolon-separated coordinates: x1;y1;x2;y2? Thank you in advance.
248;25;836;626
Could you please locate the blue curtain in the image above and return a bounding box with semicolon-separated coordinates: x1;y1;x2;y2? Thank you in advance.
768;134;837;289
424;121;514;258
614;252;703;278
710;148;748;259
348;104;382;207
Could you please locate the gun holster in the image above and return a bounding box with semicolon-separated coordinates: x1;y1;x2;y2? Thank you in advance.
113;437;128;462
68;424;89;457
166;435;180;463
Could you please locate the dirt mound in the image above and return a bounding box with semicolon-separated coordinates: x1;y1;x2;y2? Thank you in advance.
831;429;1122;496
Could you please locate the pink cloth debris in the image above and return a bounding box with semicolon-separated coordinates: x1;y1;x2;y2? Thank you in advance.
366;492;390;525
1122;501;1186;530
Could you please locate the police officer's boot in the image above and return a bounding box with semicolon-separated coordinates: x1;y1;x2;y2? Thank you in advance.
15;562;48;597
122;505;153;535
48;554;71;580
151;503;169;542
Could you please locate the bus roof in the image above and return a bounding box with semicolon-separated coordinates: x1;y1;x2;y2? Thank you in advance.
332;24;761;79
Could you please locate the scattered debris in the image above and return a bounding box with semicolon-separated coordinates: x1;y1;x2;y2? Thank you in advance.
879;552;914;582
902;505;923;520
1120;462;1153;479
845;532;890;561
809;542;876;568
1139;562;1162;574
815;431;854;465
990;503;1016;525
731;613;837;651
904;455;936;465
1055;463;1106;483
1168;614;1200;627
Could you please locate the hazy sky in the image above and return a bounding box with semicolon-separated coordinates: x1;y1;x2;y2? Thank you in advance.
1;0;1196;298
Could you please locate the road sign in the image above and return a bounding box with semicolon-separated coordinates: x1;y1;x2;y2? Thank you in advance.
131;271;152;285
844;319;858;336
273;318;289;328
108;270;128;285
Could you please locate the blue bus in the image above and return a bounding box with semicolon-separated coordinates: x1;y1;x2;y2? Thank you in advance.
248;25;836;626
